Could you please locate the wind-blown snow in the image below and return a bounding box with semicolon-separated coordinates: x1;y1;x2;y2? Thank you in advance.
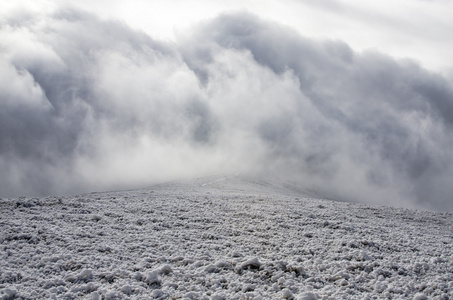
1;176;452;299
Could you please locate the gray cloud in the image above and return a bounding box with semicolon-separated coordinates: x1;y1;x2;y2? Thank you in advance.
1;8;453;211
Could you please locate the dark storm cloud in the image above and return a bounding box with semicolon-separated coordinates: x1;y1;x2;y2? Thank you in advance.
181;13;453;210
1;8;453;211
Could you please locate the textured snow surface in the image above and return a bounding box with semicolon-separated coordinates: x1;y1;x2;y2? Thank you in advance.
1;176;452;299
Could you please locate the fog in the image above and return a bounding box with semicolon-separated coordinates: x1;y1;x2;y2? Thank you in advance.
1;7;453;211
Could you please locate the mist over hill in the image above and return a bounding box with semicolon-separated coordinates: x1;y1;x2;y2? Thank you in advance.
1;5;453;211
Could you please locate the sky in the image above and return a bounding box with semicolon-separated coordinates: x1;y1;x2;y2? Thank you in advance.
1;0;453;211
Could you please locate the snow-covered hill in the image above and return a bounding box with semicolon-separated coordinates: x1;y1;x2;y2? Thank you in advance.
1;176;452;299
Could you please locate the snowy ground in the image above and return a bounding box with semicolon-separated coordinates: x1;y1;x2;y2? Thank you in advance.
1;176;452;299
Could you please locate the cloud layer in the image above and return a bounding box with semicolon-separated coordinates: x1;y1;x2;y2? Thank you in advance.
1;7;453;211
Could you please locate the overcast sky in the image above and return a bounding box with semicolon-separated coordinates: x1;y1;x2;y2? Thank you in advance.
1;0;453;211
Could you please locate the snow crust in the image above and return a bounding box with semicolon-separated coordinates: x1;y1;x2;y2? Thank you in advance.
1;176;452;299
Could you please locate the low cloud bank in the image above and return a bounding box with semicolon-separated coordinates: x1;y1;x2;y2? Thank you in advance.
1;7;453;211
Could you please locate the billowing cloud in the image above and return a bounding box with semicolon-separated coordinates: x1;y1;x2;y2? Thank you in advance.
1;6;453;211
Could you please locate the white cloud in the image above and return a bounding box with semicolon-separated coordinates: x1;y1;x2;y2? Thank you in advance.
1;4;453;211
5;0;452;73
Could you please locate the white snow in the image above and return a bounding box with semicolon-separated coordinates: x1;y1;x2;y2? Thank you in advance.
1;175;452;299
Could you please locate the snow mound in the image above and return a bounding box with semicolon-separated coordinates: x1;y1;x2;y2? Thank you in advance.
1;176;452;298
